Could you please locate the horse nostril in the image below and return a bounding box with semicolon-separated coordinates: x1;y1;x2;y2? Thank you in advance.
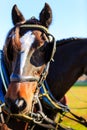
15;98;27;111
10;98;27;114
5;97;27;114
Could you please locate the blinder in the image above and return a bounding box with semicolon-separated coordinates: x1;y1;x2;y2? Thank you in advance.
10;24;56;83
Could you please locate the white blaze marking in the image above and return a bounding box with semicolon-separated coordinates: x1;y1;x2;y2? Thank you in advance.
20;31;35;74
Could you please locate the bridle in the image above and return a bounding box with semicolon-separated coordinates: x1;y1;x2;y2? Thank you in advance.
5;24;58;129
10;24;56;85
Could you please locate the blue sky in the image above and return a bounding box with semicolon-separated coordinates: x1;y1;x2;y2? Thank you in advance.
0;0;87;49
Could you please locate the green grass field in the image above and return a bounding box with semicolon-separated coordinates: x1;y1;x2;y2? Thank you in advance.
60;86;87;130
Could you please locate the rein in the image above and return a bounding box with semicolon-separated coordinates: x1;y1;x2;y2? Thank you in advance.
40;81;69;111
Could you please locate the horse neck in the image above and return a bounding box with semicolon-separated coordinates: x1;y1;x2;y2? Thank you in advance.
46;38;87;100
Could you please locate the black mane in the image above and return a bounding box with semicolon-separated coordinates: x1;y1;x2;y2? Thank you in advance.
56;37;81;47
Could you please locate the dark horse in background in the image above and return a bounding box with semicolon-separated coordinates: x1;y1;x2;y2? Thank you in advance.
48;38;87;101
0;3;87;130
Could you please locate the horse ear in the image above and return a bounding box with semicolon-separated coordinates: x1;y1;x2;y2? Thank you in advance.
39;3;52;28
12;4;25;25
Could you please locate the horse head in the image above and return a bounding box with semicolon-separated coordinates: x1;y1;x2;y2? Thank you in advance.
4;3;55;114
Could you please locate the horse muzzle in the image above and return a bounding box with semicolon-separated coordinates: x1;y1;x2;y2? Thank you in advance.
5;79;38;114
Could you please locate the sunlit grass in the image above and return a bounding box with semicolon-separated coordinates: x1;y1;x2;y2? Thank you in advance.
60;86;87;130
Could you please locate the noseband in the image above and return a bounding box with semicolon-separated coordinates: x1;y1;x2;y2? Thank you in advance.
10;24;56;84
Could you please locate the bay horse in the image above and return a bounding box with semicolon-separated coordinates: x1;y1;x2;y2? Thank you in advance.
0;2;87;130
